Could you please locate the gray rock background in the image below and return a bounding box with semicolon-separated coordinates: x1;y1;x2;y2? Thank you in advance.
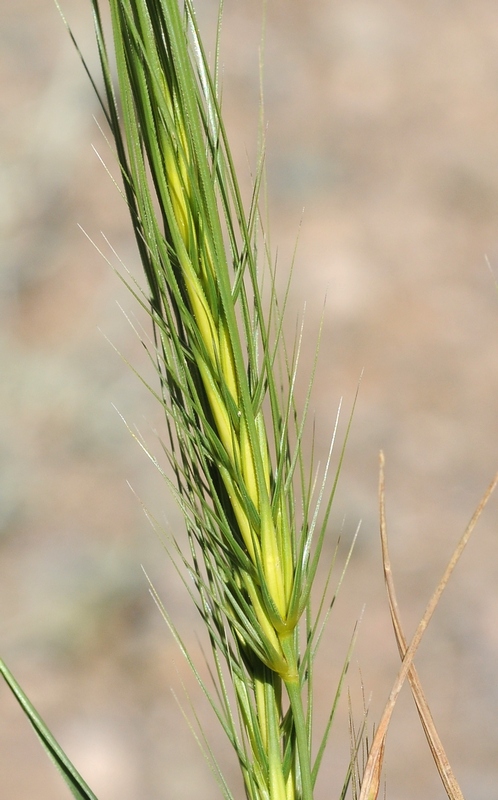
1;1;498;798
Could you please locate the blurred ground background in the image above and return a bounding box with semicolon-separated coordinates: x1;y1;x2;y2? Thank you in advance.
1;0;498;798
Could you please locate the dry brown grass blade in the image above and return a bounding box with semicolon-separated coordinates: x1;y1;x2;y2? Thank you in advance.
358;453;498;800
379;452;464;800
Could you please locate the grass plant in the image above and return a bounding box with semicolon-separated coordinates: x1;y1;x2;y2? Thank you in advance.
64;1;356;797
1;1;497;799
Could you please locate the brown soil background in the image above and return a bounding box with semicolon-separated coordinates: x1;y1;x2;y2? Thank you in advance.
1;1;498;798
